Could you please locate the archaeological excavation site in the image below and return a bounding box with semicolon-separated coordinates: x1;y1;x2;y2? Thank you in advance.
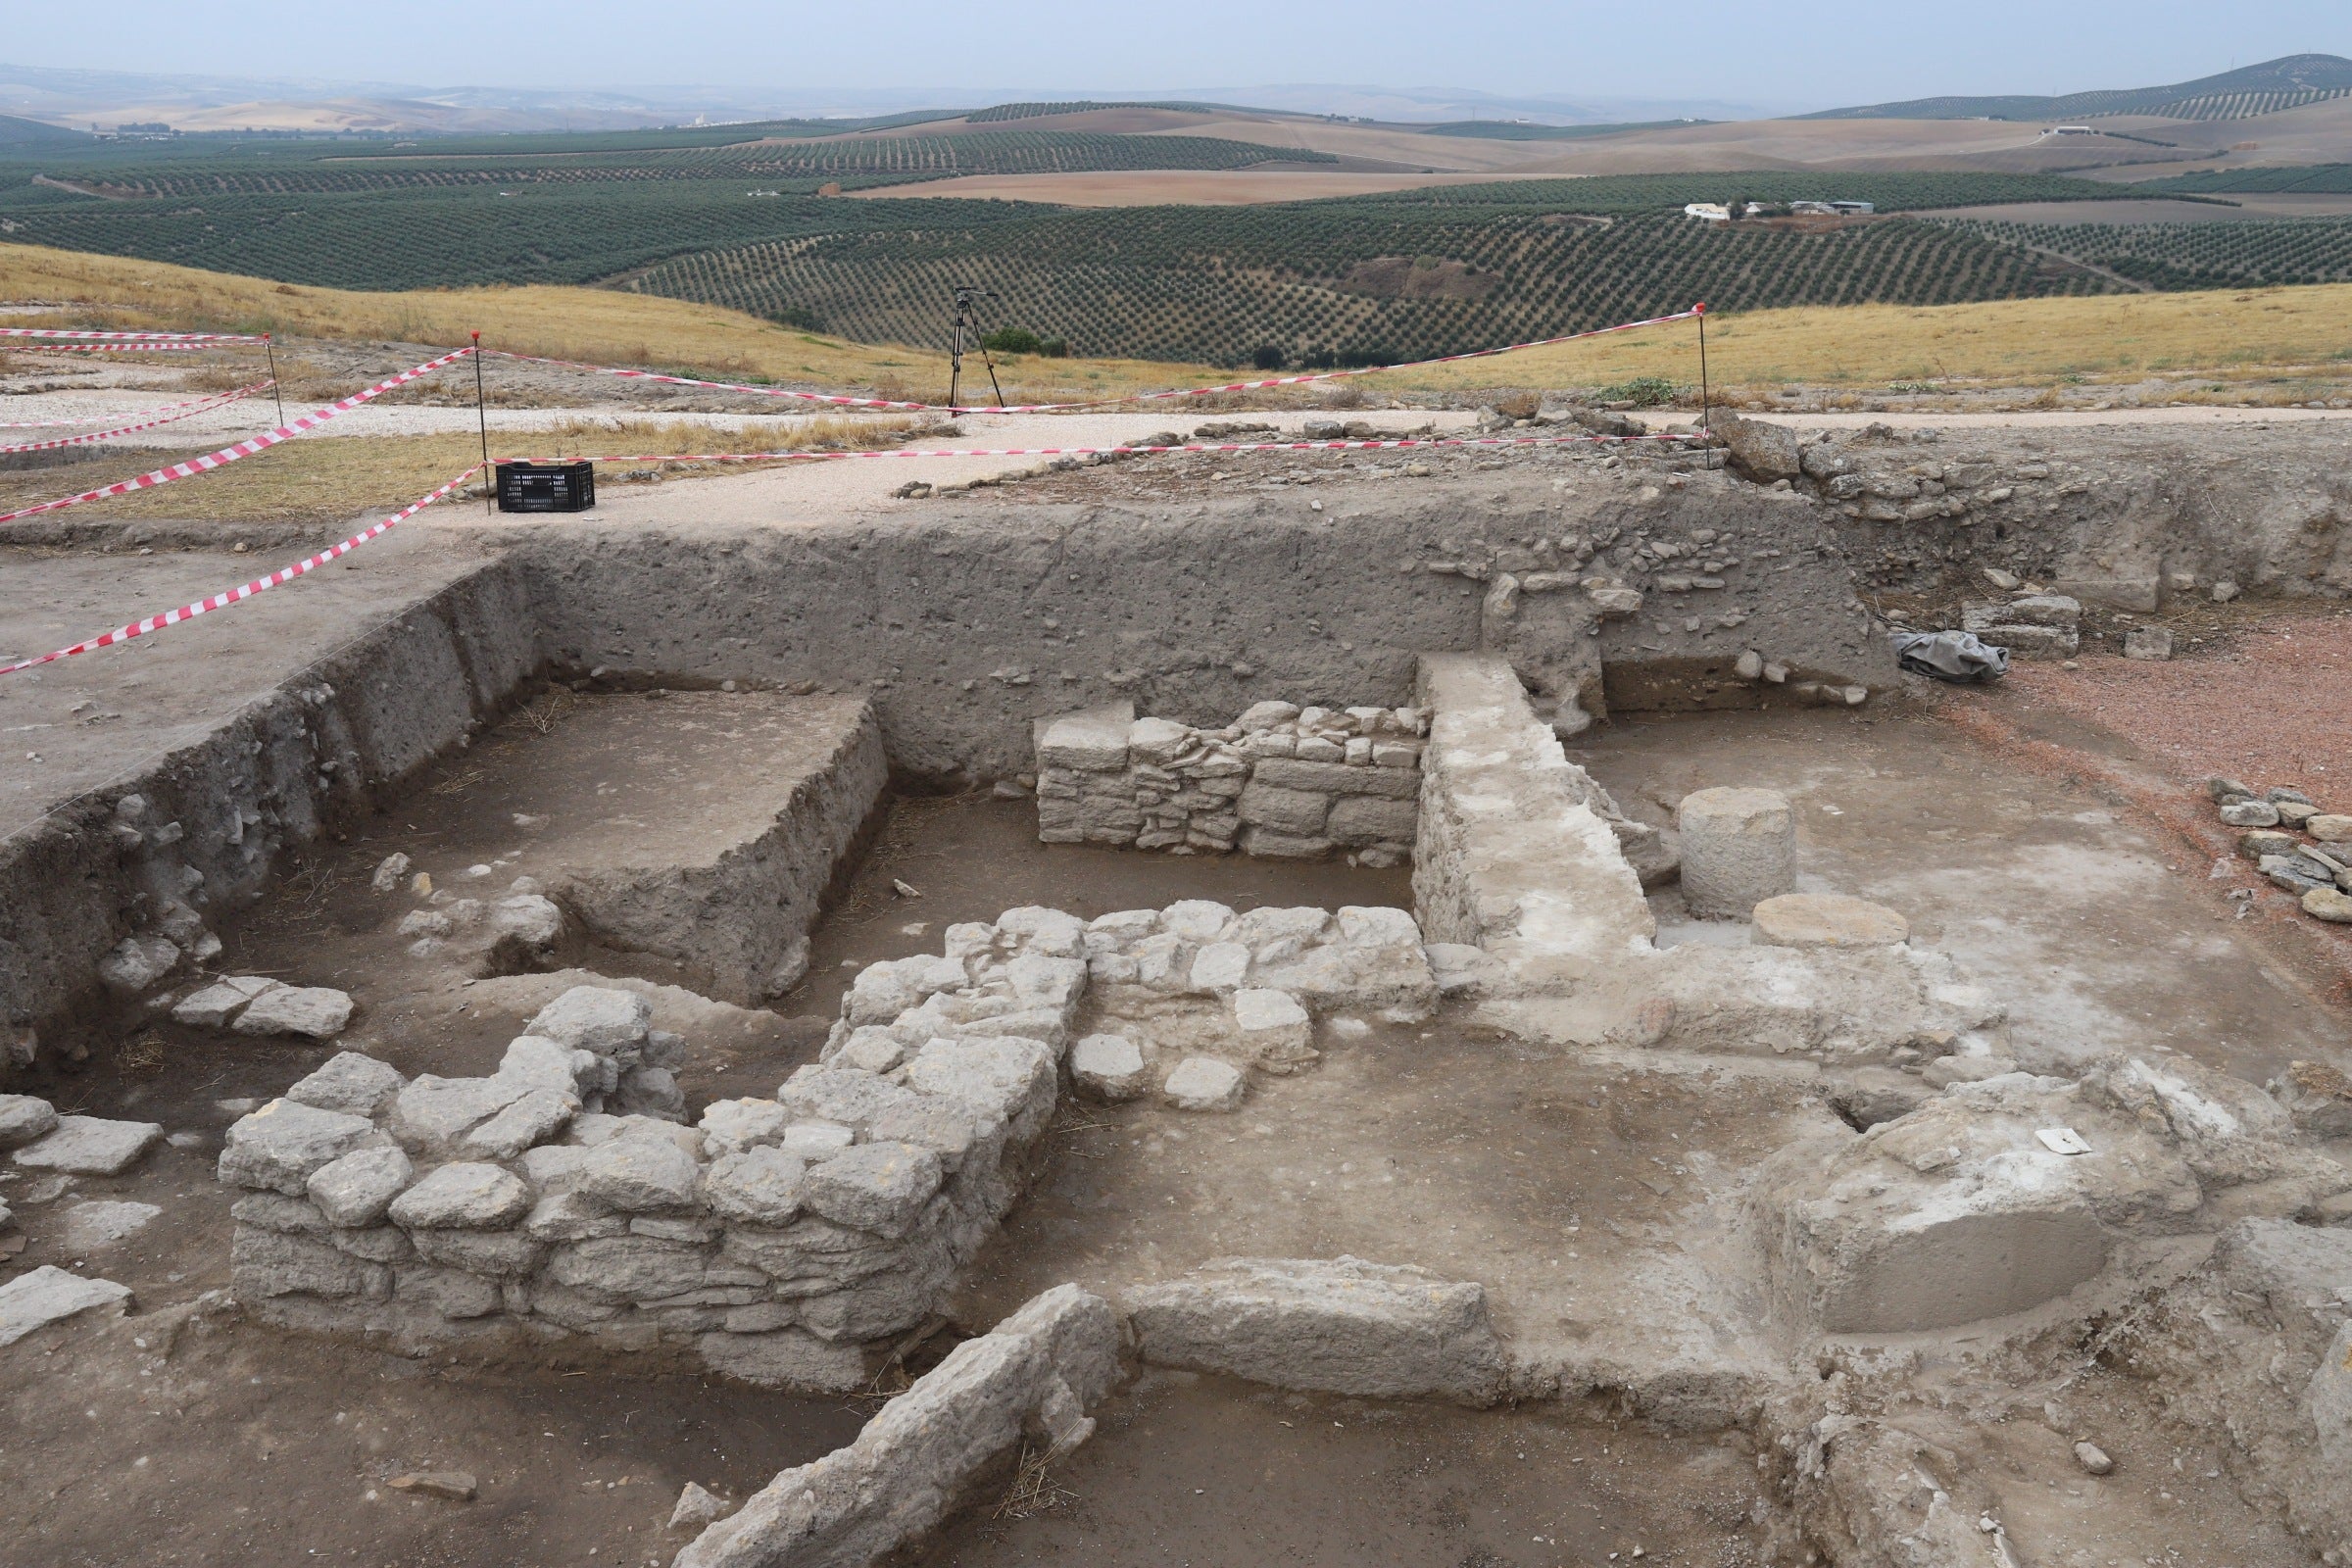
6;398;2352;1568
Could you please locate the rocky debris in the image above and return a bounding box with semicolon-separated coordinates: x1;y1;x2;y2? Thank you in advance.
1788;1414;2004;1568
0;1095;59;1150
0;1264;131;1346
2311;813;2352;843
2308;888;2352;923
232;985;355;1040
1070;1034;1150;1102
1162;1056;1246;1112
13;1115;164;1176
98;934;180;995
1751;894;1910;950
1125;1255;1508;1405
387;1471;476;1501
1034;699;1422;865
674;1285;1120;1568
2204;780;2352;922
1677;787;1796;920
1750;1054;2349;1337
1962;593;2081;661
2221;798;2282;828
670;1482;732;1532
369;853;411;894
2073;1441;2114;1477
1710;411;1801;482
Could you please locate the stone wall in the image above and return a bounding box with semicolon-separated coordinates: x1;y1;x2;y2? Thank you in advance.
1033;700;1425;864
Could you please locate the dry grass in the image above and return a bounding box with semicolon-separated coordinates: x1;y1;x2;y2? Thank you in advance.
0;241;1227;408
1404;284;2352;395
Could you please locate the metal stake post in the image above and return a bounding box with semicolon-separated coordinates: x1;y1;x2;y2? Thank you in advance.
1695;303;1714;466
471;331;491;514
263;333;285;425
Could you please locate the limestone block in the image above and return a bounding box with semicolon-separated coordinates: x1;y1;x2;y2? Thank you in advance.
705;1147;808;1227
1127;716;1193;765
1070;1034;1150;1102
0;1265;132;1346
1162;901;1237;943
1163;1056;1246;1112
1034;703;1136;771
98;934;179;995
548;1235;715;1302
0;1095;59;1150
1233;989;1316;1073
801;1143;944;1238
15;1114;162;1177
2221;799;2282;828
524;1189;625;1243
395;1264;503;1318
497;1035;599;1099
2123;625;2175;662
697;1327;870;1393
999;906;1088;957
388;1074;534;1154
1251;757;1420;800
902;1036;1058;1143
232;1193;332;1234
459;1088;579;1160
525;986;653;1059
411;1227;545;1277
389;1162;531;1230
171;975;281;1029
307;1145;416;1228
2308;813;2352;843
1240;827;1335;860
284;1052;408;1118
613;1065;687;1122
1189;941;1252;993
1751;894;1909;950
776;1066;928;1134
1237;781;1332;836
1677;787;1796;920
1125;1255;1507;1405
1326;794;1418;846
232;985;355;1040
576;1134;703;1212
1237;701;1300;732
231;1226;384;1301
701;1098;791;1156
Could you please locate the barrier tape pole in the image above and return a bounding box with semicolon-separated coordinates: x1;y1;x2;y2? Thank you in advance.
0;346;474;527
0;466;485;676
0;380;272;455
484;304;1706;416
265;333;286;425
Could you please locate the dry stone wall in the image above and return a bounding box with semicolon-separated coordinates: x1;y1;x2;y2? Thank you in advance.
1033;699;1426;864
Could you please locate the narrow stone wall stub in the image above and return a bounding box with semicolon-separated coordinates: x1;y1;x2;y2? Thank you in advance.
1032;700;1426;864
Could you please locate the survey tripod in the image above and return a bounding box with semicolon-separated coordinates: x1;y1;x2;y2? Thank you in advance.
946;285;1006;413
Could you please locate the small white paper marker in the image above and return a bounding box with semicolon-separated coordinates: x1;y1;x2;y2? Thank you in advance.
2035;1127;2093;1155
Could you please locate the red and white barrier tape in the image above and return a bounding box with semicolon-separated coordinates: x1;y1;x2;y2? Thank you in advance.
0;383;280;429
0;326;268;343
505;428;1699;466
0;466;484;677
487;303;1706;416
0;347;471;527
20;341;223;354
0;379;272;454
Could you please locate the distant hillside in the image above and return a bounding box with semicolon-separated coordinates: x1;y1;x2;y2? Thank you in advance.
1418;119;1707;142
1806;53;2352;122
0;113;88;148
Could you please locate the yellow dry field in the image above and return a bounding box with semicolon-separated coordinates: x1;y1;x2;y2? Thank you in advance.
1398;285;2352;393
0;243;1226;409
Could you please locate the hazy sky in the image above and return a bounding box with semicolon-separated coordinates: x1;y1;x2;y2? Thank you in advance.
7;0;2348;109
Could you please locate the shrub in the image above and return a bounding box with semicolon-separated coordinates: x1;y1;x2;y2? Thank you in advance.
1596;374;1678;407
979;325;1045;354
1250;343;1287;370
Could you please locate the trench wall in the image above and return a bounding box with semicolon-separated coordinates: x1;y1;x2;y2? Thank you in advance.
0;557;544;1044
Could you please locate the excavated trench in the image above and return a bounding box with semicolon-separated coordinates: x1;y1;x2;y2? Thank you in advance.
4;433;2352;1567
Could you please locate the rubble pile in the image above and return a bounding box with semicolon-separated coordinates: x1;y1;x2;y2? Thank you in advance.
2209;776;2352;925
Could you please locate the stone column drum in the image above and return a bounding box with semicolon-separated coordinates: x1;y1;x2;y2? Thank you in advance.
1677;787;1796;919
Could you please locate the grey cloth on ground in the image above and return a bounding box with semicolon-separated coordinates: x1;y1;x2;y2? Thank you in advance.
1892;629;2009;683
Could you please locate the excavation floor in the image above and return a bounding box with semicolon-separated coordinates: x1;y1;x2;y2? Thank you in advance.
912;1370;1771;1568
1573;704;2352;1088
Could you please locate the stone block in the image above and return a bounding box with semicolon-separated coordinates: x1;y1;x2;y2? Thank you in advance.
98;935;178;995
15;1114;164;1177
2221;799;2282;828
525;986;653;1058
306;1145;416;1227
1677;786;1796;920
395;1264;503;1319
1125;1255;1507;1405
1240;827;1336;860
2123;625;2175;662
232;1225;384;1301
459;1088;578;1161
802;1143;944;1238
1034;703;1136;771
171;975;280;1029
1127;716;1192;764
696;1327;870;1393
1251;757;1421;800
388;1162;530;1230
577;1134;703;1212
704;1147;808;1227
1070;1034;1150;1102
232;985;355;1039
0;1095;59;1150
1232;989;1315;1073
1326;794;1418;846
388;1074;533;1154
2308;814;2352;844
901;1036;1057;1143
548;1235;713;1302
1237;781;1332;836
701;1098;791;1156
1189;941;1252;993
0;1265;132;1346
1751;894;1909;950
1163;1056;1245;1112
284;1052;408;1118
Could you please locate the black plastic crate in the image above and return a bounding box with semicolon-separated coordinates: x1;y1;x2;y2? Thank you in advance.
495;460;595;514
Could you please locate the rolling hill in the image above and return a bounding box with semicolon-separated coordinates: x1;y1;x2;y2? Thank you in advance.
1805;53;2352;122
